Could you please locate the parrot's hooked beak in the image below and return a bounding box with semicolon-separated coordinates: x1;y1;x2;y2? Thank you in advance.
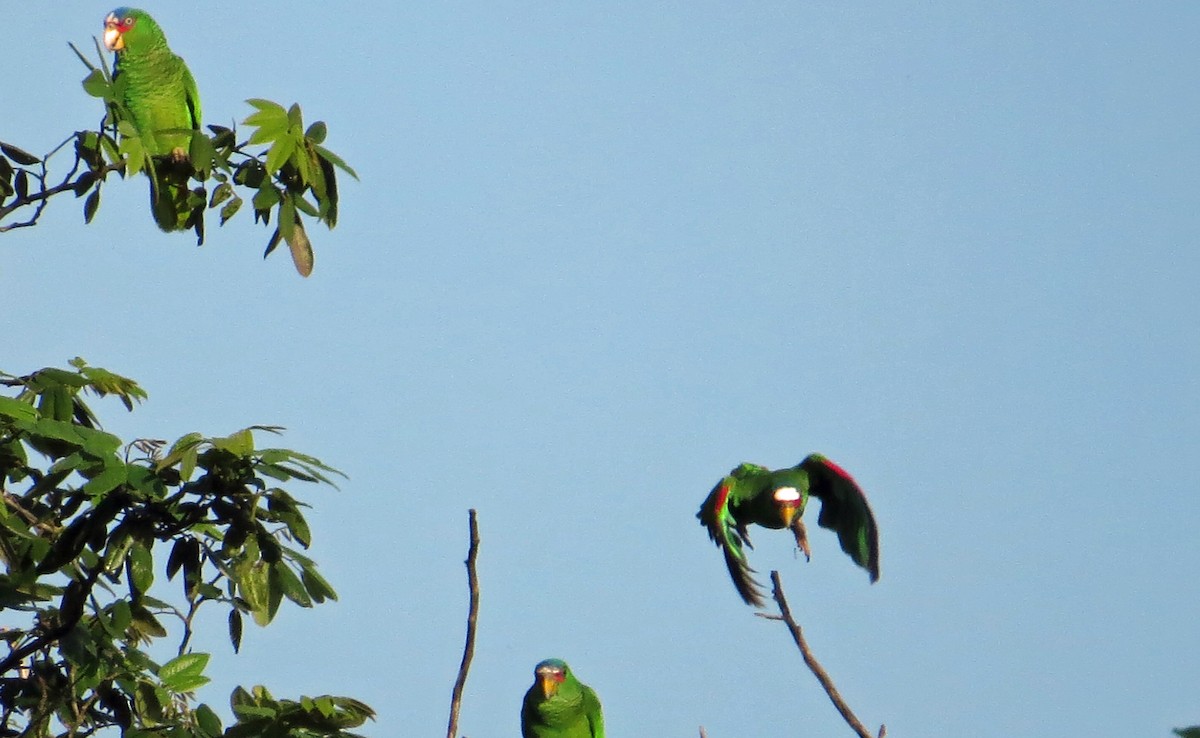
103;14;125;51
779;502;798;527
539;675;560;699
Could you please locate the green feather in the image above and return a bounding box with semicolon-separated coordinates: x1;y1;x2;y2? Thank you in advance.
521;659;604;738
697;453;880;607
106;8;201;232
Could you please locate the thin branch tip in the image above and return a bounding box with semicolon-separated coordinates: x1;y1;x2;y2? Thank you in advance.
768;571;880;738
446;509;481;738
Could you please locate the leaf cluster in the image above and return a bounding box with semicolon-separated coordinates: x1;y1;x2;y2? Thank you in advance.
0;360;373;737
0;41;358;278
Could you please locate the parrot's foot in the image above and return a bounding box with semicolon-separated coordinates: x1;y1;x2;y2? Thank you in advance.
790;518;812;562
169;146;189;164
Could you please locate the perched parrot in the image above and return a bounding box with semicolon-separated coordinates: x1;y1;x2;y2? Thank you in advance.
102;7;201;232
521;659;604;738
697;454;880;607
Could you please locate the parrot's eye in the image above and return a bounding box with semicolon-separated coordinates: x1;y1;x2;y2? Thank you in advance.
122;17;135;28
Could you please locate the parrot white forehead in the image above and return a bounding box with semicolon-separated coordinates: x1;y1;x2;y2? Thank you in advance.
773;487;801;502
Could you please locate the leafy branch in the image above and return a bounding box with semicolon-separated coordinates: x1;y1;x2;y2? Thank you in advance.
0;359;374;736
0;39;357;277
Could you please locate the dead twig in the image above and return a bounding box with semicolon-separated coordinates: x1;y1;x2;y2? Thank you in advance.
446;509;481;738
767;571;885;738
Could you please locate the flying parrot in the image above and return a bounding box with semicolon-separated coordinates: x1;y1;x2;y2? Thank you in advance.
102;7;202;232
521;659;604;738
697;454;880;607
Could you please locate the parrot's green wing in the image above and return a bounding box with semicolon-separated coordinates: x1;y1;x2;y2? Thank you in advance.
799;454;880;581
182;62;201;132
697;463;771;607
582;684;604;738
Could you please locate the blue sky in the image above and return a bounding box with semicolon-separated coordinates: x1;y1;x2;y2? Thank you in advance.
6;2;1199;736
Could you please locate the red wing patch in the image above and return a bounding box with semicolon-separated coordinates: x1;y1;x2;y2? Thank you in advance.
819;457;854;481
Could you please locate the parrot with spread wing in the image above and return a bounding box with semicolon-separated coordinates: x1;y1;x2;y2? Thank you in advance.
697;454;880;607
521;659;604;738
103;7;202;232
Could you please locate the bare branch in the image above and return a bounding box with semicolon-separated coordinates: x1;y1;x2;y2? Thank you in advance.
446;509;481;738
767;571;885;738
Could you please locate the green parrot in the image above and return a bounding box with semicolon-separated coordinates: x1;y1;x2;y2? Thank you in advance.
102;7;202;232
521;659;604;738
697;453;880;607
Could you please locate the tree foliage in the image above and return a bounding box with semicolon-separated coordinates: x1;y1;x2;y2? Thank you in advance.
0;41;357;277
0;359;374;737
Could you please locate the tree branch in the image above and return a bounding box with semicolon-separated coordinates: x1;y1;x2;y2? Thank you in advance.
0;135;127;233
446;509;480;738
767;571;885;738
0;564;103;677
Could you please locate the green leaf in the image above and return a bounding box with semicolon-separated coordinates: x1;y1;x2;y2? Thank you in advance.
246;116;289;146
159;431;203;479
305;120;327;144
239;560;271;626
313;144;359;179
278;194;296;241
31;417;84;448
263;227;283;259
109;599;132;635
0;396;36;421
264;135;297;178
300;564;337;604
213;428;254;456
196;703;223;737
284;512;312;548
82;459;125;497
78;425;122;457
245;98;288;117
130;603;168;638
119;132;145;177
228;608;244;653
83;189;101;223
159;652;210;691
82;69;111;98
271;561;312;607
103;528;136;573
252;184;280;212
286;103;304;131
220;195;243;225
128;540;154;594
0;142;39;166
293;194;321;218
189;131;217;179
209;181;234;208
166;537;190;580
73;171;96;197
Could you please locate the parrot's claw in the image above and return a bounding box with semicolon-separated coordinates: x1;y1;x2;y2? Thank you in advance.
791;518;812;562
